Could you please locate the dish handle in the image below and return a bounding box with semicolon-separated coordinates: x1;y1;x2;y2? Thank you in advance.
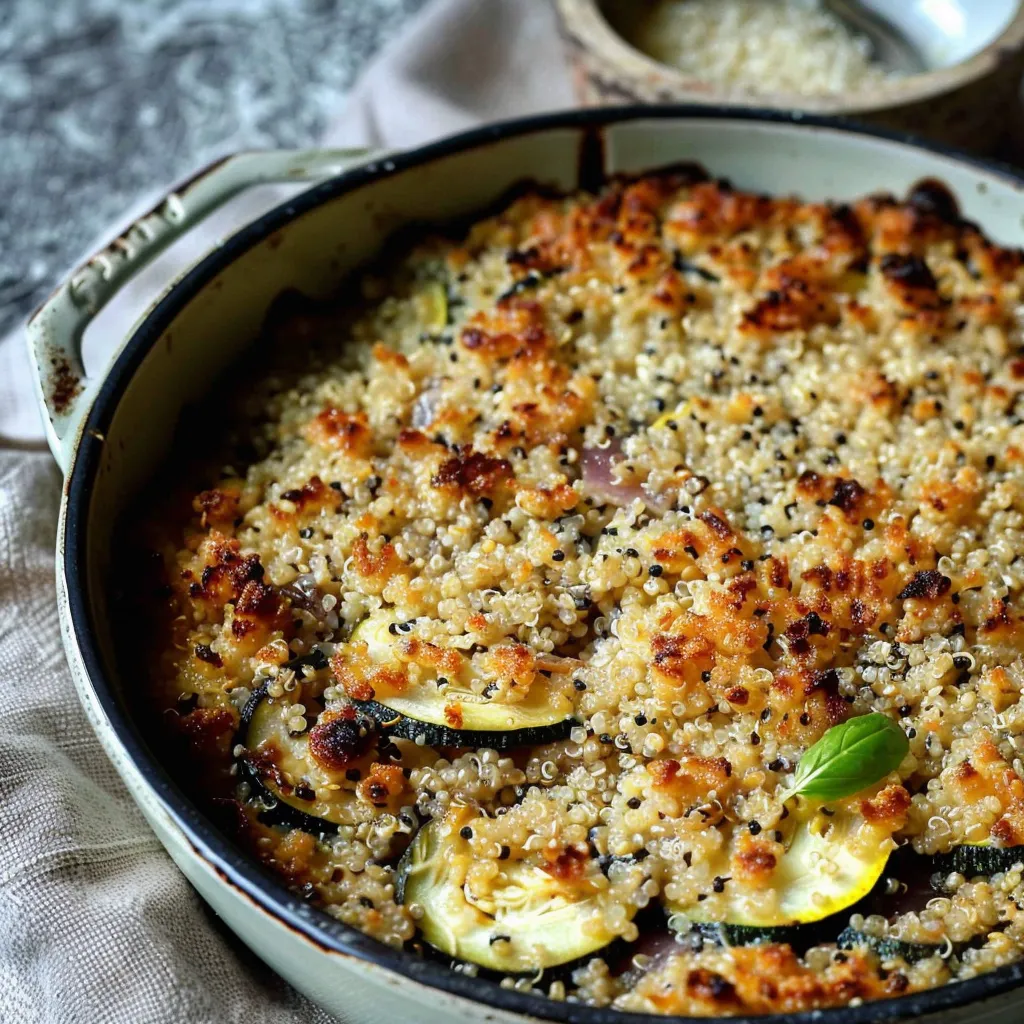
25;147;377;475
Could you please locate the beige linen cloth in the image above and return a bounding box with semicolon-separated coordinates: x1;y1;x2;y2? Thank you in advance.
0;2;573;1021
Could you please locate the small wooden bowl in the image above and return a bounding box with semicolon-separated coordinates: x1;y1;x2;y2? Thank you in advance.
554;0;1024;154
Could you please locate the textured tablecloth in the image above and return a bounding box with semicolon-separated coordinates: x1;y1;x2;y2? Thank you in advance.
0;2;572;1020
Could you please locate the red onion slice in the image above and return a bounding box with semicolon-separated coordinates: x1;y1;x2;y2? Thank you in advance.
581;441;671;513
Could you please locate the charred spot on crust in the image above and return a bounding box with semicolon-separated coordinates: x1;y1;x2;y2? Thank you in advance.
907;179;961;225
796;469;823;497
431;448;514;497
193;486;241;526
357;762;406;807
686;969;739;1005
194;546;271;607
280;476;328;510
784;618;812;656
741;276;837;334
897;570;951;601
307;708;377;772
194;643;223;667
543;845;589;881
879;253;938;291
827;478;866;515
699;510;733;539
235;579;281;617
805;668;848;725
506;245;542;269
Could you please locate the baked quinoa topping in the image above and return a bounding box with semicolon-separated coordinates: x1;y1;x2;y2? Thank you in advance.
131;169;1024;1015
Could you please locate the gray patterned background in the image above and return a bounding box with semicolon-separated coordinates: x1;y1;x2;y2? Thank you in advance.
0;0;427;339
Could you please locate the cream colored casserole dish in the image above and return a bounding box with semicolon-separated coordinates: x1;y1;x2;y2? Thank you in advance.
26;108;1024;1023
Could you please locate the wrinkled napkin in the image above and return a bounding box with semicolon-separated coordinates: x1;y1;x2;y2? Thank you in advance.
0;2;572;1021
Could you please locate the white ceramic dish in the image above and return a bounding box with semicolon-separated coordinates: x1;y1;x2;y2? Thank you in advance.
555;1;1024;153
26;107;1024;1024
870;0;1019;69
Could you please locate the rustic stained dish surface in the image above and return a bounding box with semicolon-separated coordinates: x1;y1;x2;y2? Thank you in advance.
128;166;1024;1016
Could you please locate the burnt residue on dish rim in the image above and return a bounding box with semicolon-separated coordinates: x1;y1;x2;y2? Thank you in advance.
62;105;1024;1024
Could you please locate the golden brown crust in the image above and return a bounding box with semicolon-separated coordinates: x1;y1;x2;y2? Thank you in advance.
621;945;910;1016
132;171;1024;1011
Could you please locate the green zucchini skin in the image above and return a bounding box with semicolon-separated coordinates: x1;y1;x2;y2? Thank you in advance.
836;927;942;965
358;700;575;750
685;917;844;955
691;921;802;948
285;638;576;749
235;683;340;836
932;845;1024;877
686;920;943;964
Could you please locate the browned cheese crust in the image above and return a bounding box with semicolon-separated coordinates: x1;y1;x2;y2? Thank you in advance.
129;171;1024;1013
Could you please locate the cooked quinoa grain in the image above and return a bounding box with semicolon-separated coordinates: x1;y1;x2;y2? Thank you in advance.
133;169;1024;1016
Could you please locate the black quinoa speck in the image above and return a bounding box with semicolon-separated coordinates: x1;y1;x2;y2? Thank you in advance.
460;826;473;840
649;564;663;577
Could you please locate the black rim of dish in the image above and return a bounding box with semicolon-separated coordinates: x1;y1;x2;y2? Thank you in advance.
63;104;1024;1024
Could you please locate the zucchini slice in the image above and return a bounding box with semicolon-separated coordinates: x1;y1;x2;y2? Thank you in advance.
836;927;943;965
237;682;375;833
420;280;449;332
398;814;633;971
667;806;891;930
351;610;576;748
690;921;803;948
932;843;1024;877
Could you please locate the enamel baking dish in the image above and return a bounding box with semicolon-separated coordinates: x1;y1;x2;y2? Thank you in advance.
26;107;1024;1024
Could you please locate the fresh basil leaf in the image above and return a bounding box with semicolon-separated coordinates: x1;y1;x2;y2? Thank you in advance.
788;713;909;802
